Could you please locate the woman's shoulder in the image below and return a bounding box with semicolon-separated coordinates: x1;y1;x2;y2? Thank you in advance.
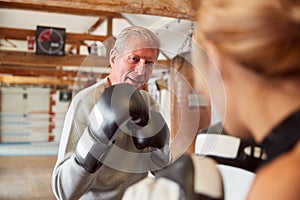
247;141;300;200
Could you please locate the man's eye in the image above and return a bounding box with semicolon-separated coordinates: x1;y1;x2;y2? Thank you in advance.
128;56;140;63
145;62;154;68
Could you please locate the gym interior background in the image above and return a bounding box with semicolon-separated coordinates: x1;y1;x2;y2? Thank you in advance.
0;1;213;199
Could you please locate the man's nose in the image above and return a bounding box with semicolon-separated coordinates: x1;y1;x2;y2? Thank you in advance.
135;59;146;75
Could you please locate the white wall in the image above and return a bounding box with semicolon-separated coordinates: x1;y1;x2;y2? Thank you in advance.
51;90;71;142
0;87;50;142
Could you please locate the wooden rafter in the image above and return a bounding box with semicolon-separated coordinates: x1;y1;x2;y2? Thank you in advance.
0;0;197;20
0;50;110;68
0;27;111;45
88;17;106;33
106;17;113;37
0;50;111;85
0;50;170;68
0;66;78;77
0;65;110;78
0;0;184;85
0;75;75;86
0;50;170;86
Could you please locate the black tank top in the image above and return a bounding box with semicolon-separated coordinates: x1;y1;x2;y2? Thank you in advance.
261;109;300;164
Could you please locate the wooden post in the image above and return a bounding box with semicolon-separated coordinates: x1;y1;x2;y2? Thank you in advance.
48;90;56;141
170;52;211;159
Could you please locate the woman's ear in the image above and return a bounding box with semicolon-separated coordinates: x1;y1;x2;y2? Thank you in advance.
204;42;228;80
204;42;222;71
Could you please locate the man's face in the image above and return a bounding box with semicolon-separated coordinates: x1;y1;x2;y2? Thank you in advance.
109;42;158;88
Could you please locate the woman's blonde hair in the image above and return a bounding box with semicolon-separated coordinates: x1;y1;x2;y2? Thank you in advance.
194;0;300;78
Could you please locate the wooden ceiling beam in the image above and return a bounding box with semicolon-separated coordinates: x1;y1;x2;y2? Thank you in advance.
0;0;196;20
0;2;122;17
0;28;111;44
0;65;109;79
0;0;183;86
106;17;113;37
0;66;77;77
0;50;170;68
88;17;106;34
0;75;75;86
0;50;169;85
0;50;110;68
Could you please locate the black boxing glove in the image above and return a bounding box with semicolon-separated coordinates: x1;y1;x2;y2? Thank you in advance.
75;83;149;173
131;110;171;170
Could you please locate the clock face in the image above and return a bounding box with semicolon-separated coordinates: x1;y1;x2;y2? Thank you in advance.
36;26;65;56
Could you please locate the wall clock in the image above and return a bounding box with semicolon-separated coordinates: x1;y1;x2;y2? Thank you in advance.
36;26;66;56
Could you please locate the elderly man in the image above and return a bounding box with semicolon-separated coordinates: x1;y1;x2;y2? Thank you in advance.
52;26;171;200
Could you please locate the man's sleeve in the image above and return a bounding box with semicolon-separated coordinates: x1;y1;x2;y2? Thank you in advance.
51;89;98;199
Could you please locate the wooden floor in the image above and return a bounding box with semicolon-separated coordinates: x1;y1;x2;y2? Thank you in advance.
0;156;57;200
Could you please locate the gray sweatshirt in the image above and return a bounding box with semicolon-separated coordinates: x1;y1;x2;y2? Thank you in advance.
52;77;170;200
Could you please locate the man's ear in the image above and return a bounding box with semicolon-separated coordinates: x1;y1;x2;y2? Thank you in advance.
109;49;117;65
